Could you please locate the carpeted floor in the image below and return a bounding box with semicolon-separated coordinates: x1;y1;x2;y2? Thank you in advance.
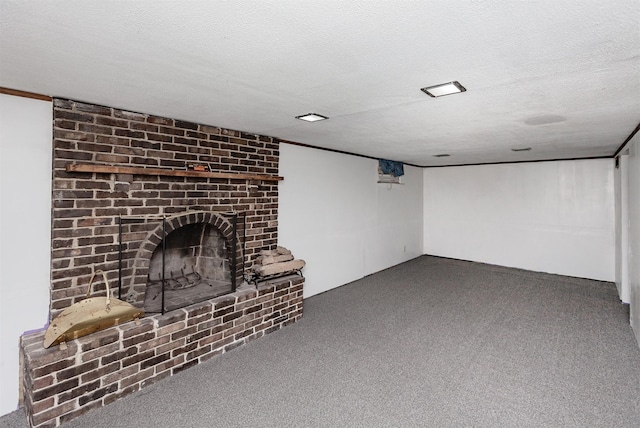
3;255;640;427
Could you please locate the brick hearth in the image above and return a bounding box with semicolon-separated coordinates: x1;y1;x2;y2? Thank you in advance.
22;276;303;427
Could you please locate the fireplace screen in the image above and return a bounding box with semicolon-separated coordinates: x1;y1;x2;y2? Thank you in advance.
117;212;245;314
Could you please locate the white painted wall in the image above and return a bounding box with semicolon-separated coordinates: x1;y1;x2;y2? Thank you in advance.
615;155;630;303
627;133;640;341
0;95;632;415
0;94;52;416
423;159;615;281
278;144;423;298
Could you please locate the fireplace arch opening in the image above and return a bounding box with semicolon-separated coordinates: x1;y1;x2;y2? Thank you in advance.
144;222;233;313
122;211;244;313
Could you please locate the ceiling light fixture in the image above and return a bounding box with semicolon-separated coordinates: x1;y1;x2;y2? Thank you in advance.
421;81;466;97
433;154;451;157
295;113;328;122
511;147;532;152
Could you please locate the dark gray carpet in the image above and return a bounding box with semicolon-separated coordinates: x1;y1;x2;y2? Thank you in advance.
3;255;640;427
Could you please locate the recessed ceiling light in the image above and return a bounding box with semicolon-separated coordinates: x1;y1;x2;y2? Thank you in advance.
421;81;466;97
295;113;328;122
511;147;532;152
433;154;451;157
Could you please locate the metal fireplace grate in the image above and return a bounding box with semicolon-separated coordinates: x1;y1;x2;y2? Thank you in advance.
117;212;246;314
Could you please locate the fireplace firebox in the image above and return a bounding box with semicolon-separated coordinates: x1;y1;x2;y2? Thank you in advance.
117;211;246;314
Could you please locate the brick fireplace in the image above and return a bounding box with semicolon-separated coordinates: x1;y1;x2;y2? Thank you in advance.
19;99;304;427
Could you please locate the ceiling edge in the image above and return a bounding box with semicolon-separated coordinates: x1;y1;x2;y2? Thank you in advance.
421;156;612;169
613;121;640;158
280;140;423;168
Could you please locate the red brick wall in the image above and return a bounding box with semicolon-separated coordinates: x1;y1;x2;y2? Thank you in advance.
21;99;305;428
51;99;280;317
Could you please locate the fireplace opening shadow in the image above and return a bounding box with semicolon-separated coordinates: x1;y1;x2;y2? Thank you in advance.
144;279;233;313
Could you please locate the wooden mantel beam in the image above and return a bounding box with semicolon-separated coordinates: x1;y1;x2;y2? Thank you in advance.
66;163;283;182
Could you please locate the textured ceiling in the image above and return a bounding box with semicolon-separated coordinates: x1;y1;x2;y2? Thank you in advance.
1;1;639;166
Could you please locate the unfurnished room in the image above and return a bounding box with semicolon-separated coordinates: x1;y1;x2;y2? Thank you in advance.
1;1;640;427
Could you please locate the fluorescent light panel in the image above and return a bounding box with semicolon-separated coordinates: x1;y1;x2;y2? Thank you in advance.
421;81;466;97
296;113;328;122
